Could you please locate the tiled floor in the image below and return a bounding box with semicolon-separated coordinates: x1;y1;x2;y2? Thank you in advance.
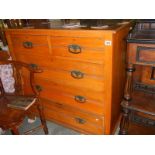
2;117;80;135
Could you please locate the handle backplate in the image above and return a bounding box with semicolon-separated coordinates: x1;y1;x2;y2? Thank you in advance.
75;117;86;124
71;70;84;79
68;44;81;54
23;41;33;48
74;95;86;103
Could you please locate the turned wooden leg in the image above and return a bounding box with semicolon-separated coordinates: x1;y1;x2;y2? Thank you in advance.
124;64;135;101
119;64;135;135
37;103;48;135
11;127;20;135
119;108;130;135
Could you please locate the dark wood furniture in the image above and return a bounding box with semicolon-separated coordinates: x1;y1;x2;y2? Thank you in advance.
5;20;132;134
120;20;155;135
0;59;48;135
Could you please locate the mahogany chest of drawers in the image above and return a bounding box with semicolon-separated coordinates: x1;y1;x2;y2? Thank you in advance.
5;21;131;134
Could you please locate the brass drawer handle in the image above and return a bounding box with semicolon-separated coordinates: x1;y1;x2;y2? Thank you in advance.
71;70;84;79
68;44;81;54
75;95;86;103
75;117;86;124
23;41;33;48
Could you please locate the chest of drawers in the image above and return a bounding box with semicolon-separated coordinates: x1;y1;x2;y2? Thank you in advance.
5;23;131;134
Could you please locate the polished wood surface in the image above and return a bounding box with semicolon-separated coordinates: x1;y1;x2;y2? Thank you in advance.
5;21;132;134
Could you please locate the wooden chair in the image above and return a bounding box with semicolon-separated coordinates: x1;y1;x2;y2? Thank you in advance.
0;60;48;135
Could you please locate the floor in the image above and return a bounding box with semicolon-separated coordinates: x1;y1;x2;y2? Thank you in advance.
1;117;154;135
1;117;119;135
1;117;81;135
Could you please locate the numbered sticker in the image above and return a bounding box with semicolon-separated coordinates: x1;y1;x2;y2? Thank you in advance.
104;40;112;46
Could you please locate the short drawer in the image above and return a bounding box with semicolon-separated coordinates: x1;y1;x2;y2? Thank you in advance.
128;44;155;65
51;37;105;62
42;100;105;134
136;46;155;64
11;34;50;55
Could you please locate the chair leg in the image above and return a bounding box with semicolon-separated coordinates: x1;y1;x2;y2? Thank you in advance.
11;127;20;135
37;103;48;135
119;108;130;135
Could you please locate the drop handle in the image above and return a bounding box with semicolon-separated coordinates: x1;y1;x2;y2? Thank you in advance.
68;44;81;54
75;117;86;124
71;70;84;79
150;67;155;80
23;41;33;48
74;95;86;103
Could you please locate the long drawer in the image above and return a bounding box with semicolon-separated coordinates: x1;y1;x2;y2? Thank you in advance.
35;79;105;103
32;99;105;134
36;80;104;115
36;69;104;92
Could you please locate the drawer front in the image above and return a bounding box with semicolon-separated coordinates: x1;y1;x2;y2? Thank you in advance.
136;46;155;64
51;37;105;62
128;44;155;65
50;57;104;77
35;79;104;115
37;69;104;92
42;100;104;134
35;79;105;103
11;34;50;55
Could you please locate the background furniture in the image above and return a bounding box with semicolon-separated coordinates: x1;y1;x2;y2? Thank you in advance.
120;20;155;135
0;59;48;134
5;20;132;134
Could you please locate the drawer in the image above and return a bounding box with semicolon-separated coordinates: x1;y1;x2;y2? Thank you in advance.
42;90;104;115
128;44;155;65
35;79;105;103
35;79;104;115
11;34;50;56
37;69;104;92
50;57;104;77
51;37;105;62
42;100;104;134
